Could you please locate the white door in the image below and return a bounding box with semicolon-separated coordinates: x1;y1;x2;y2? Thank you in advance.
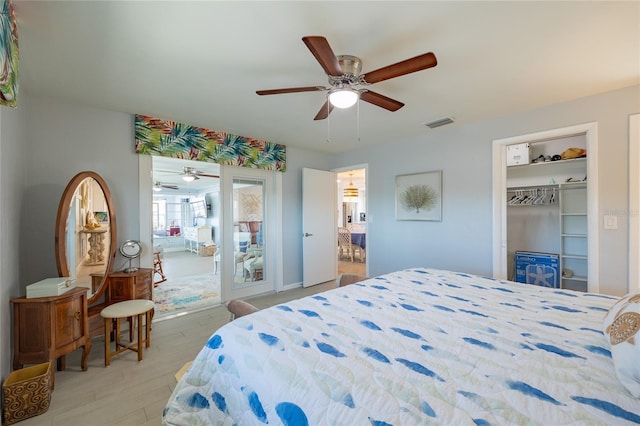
221;166;282;301
302;168;337;287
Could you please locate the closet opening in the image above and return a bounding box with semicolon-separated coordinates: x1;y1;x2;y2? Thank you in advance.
492;122;599;293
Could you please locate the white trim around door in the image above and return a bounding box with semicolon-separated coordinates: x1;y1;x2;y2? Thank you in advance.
629;113;640;292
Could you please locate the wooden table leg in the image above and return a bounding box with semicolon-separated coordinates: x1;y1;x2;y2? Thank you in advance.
57;355;66;371
81;341;91;371
145;310;151;348
137;313;143;361
104;318;111;366
115;317;121;351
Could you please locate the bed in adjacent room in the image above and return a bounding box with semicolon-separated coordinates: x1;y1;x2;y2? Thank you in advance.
163;268;640;425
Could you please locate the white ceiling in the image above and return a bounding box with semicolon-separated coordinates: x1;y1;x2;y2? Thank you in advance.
152;156;220;195
14;1;639;156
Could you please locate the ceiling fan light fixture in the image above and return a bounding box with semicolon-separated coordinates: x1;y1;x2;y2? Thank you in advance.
153;183;162;192
329;88;359;109
182;174;195;182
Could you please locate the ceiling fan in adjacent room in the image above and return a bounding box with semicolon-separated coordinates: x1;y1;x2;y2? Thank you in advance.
153;182;179;192
256;35;438;120
180;167;220;182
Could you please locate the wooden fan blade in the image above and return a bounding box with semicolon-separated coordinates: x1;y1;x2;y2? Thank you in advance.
163;185;179;190
313;100;334;121
360;90;404;111
302;36;343;77
195;172;220;179
362;52;437;84
256;86;326;96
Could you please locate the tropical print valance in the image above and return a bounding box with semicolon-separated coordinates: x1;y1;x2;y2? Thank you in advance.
134;114;286;172
0;0;19;107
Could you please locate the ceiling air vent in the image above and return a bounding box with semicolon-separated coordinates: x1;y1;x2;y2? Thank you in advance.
424;117;455;129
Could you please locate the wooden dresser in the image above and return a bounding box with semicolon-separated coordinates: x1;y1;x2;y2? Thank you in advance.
11;287;91;387
88;268;153;337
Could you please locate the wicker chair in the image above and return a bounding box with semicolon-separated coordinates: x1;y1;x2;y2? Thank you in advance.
337;227;353;262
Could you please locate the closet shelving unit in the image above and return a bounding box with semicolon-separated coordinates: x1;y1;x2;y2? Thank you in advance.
559;182;588;291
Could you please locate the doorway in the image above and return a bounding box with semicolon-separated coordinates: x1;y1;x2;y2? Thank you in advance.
146;156;222;320
139;156;283;316
335;166;367;278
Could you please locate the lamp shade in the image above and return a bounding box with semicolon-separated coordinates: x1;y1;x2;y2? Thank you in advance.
329;89;359;109
344;186;359;198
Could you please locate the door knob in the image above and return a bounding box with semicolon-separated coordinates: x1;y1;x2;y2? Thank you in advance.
304;233;313;237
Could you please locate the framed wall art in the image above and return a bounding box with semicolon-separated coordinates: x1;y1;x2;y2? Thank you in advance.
93;211;108;222
395;170;442;221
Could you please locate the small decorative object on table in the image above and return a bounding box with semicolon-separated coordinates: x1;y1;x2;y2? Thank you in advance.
26;277;75;298
120;240;142;273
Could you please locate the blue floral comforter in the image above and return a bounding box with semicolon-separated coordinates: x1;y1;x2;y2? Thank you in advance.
163;268;640;425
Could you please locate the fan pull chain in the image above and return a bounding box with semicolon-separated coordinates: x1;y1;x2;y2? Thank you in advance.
357;98;361;142
326;100;331;143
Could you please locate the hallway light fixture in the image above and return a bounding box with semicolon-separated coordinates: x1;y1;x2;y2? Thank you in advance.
343;174;359;199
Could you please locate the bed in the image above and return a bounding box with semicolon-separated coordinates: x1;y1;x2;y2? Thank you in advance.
163;268;640;425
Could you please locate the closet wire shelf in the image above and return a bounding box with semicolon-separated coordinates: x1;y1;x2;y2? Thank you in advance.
507;182;586;207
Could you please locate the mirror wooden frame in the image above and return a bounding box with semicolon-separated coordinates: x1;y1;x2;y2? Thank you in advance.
54;171;117;305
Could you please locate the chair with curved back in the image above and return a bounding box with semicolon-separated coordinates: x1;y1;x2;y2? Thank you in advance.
337;227;353;262
234;240;250;275
243;248;263;281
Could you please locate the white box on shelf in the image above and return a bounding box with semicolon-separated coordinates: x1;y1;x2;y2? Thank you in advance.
506;143;531;166
26;278;76;298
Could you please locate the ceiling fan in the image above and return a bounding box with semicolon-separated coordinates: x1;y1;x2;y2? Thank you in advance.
153;181;179;192
256;35;437;120
180;167;220;182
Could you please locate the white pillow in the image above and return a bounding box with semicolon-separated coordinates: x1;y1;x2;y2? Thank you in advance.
603;291;640;397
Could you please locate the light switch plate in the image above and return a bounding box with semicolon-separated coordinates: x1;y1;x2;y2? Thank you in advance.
604;215;618;230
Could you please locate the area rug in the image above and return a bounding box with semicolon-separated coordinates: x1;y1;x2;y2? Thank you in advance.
153;272;221;320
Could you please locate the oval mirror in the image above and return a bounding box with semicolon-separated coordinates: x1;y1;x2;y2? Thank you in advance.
55;171;117;305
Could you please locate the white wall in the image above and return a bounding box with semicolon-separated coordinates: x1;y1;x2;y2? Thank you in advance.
333;85;640;296
0;98;28;381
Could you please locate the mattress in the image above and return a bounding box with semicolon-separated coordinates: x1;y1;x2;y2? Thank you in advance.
163;268;640;425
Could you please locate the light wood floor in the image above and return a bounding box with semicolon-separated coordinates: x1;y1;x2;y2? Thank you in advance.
19;280;338;426
152;253;362;319
338;259;366;276
158;250;214;278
